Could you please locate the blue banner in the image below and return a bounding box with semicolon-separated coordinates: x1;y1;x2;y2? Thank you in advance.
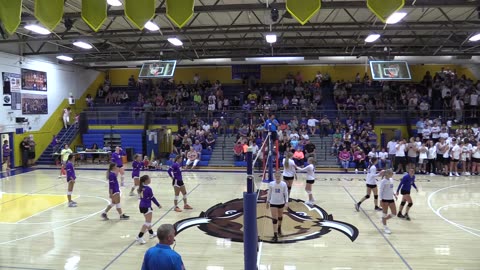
231;65;261;80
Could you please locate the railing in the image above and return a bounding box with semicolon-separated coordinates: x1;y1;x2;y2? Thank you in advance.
52;125;77;153
84;108;479;126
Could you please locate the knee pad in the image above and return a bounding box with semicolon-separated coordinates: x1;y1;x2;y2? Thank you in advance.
365;195;370;199
272;219;278;224
306;190;312;194
408;203;413;207
174;196;180;200
382;213;389;218
278;217;283;221
109;203;115;207
400;201;406;206
374;195;378;200
144;222;152;227
115;203;121;209
183;194;188;198
67;191;72;195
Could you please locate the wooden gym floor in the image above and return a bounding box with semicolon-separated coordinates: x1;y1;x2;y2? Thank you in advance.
0;166;479;270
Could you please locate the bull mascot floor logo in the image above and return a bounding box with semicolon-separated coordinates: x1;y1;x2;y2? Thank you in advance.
174;190;359;244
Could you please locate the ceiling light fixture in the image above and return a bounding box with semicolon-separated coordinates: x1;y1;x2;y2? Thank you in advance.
266;34;277;44
469;33;480;41
386;12;407;24
73;41;93;49
24;24;50;35
56;55;73;61
107;0;122;6
144;21;160;31
365;34;381;43
168;37;183;46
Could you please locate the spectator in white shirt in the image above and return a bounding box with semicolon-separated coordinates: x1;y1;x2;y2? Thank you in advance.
395;139;407;174
307;116;319;136
449;138;461;177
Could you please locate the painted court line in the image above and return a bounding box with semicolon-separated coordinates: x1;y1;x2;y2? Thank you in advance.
427;182;480;238
102;183;201;270
13;196;79;224
343;186;413;270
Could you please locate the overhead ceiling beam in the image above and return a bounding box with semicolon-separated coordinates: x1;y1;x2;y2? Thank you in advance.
20;0;479;21
6;21;479;44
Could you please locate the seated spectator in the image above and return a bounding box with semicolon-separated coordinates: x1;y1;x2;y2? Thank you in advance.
331;138;340;156
304;139;316;160
185;149;199;169
205;133;216;151
292;147;305;166
121;91;129;103
353;148;366;173
192;140;203;157
339;148;351;172
128;75;136;88
86;94;94;108
233;141;244;161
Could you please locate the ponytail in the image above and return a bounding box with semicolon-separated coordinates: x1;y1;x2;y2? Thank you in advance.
284;152;292;169
107;162;116;180
138;175;149;195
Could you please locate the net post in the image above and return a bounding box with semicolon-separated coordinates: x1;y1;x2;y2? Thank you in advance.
243;147;257;270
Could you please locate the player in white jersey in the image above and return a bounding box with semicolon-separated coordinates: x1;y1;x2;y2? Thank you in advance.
379;169;397;234
355;157;383;212
296;157;316;205
449;138;461;177
282;152;297;196
266;172;289;242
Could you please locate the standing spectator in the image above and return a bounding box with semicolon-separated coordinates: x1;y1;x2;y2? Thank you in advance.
141;224;185;270
128;75;136;88
2;140;11;172
63;107;71;129
28;135;36;166
20;137;30;168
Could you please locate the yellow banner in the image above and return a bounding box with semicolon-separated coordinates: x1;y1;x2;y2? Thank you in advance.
0;0;22;34
367;0;405;23
124;0;155;30
82;0;107;32
286;0;321;25
166;0;195;29
34;0;64;31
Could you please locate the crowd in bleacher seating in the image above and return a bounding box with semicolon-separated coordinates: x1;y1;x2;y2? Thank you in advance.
333;68;480;123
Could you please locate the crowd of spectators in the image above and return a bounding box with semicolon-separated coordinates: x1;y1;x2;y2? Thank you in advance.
333;68;480;123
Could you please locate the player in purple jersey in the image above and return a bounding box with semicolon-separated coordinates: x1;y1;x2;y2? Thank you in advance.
65;154;77;207
167;155;193;212
136;175;162;244
111;146;125;186
130;154;143;196
101;163;130;220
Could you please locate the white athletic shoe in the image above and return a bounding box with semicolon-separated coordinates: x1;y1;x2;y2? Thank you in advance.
363;169;366;174
465;172;471;176
384;226;391;234
149;232;157;239
136;237;146;244
430;173;436;176
68;201;77;207
355;169;358;174
449;172;453;177
455;172;460;177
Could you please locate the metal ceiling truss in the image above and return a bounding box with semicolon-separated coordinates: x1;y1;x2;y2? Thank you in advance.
3;0;478;64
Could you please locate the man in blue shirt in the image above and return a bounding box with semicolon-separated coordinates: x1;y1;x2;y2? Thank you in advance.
264;114;279;141
142;224;185;270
